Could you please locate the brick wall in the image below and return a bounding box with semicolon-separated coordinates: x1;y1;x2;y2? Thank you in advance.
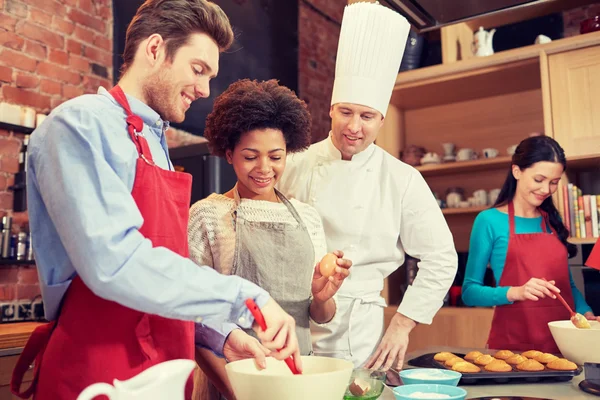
0;0;113;306
298;0;346;143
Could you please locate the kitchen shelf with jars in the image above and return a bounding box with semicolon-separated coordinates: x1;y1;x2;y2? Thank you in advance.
376;30;600;254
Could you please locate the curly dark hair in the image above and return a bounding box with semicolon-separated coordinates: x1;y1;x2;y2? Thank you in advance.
204;79;312;157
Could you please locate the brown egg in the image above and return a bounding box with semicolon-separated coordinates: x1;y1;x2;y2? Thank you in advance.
319;253;338;278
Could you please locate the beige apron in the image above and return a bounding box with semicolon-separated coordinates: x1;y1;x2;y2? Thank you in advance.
231;186;315;355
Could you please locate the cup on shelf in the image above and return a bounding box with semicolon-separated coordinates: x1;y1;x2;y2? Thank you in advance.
482;148;499;158
473;189;488;206
507;144;518;156
488;188;501;205
457;148;476;161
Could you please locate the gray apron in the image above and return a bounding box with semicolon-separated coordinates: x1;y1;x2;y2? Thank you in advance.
231;186;314;355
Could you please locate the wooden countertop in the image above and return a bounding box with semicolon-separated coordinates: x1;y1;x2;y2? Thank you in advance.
0;322;44;350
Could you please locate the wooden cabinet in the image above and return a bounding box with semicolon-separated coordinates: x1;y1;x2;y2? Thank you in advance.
547;45;600;157
384;306;494;353
377;32;600;254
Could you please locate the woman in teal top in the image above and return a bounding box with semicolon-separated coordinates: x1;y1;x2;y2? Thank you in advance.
462;136;596;352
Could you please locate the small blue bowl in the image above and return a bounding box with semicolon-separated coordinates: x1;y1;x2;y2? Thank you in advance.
393;384;467;400
399;368;461;386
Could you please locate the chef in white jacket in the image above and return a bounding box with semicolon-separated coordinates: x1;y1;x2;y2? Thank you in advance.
278;2;458;371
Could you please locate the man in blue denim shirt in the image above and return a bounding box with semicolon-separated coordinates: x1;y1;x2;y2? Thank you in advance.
11;1;300;399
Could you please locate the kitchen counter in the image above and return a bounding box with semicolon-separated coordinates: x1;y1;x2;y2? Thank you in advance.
376;346;598;400
0;322;43;351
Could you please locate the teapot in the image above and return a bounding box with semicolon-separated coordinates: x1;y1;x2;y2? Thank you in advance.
473;26;496;57
76;359;195;400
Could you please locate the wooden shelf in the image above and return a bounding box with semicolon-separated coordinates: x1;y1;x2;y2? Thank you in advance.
0;121;33;135
568;237;598;245
391;31;600;110
416;156;512;177
568;154;600;170
442;206;488;215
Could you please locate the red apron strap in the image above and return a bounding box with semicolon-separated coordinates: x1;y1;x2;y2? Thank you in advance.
586;239;600;270
11;322;56;399
508;202;516;236
108;86;155;165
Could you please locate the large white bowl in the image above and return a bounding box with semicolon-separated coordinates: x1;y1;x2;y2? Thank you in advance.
225;356;353;400
548;320;600;364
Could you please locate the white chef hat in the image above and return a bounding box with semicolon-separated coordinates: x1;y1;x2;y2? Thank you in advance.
331;2;410;117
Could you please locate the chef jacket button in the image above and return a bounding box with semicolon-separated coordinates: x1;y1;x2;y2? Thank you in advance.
195;316;203;323
155;120;161;126
238;316;246;325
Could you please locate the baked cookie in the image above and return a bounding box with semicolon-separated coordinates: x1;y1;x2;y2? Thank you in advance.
434;352;456;362
535;353;559;364
452;361;481;373
445;356;465;367
521;350;542;359
493;350;514;360
517;359;545;372
505;354;528;365
546;358;578;371
474;354;496;366
464;350;483;362
484;359;513;372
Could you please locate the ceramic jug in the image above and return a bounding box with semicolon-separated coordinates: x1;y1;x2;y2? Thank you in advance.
473;26;496;57
76;359;195;400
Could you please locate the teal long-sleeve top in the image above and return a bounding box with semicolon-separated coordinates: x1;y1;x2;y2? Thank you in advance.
462;208;592;314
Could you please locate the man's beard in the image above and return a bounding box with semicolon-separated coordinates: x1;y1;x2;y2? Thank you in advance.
142;70;183;123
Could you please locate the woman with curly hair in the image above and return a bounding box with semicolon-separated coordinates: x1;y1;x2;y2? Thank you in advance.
188;79;352;399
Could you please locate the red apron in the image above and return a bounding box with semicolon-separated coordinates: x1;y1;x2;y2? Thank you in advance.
11;86;195;400
487;202;574;354
585;238;600;270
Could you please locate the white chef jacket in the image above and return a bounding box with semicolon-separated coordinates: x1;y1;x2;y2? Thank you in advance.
278;134;458;366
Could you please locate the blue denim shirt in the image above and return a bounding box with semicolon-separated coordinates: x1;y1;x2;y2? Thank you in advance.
27;87;269;356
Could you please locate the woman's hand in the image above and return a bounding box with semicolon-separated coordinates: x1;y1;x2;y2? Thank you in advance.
311;250;352;303
507;278;560;302
584;312;600;322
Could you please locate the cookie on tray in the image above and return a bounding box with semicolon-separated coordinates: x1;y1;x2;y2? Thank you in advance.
464;350;483;362
505;354;528;365
444;356;465;367
516;359;545;372
473;354;496;366
521;350;542;359
452;361;481;373
535;353;559;364
484;359;513;372
493;350;515;360
434;351;456;362
546;358;578;371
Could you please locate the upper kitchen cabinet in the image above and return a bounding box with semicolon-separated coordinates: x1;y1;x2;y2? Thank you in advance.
545;45;600;158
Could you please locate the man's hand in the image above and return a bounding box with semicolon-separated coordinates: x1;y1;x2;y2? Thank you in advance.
364;312;416;371
253;298;303;372
223;329;271;369
312;250;352;303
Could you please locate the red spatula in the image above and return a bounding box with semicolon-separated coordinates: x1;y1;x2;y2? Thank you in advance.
245;298;301;374
543;278;591;329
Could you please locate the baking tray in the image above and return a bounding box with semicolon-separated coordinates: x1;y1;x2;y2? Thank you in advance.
407;352;583;385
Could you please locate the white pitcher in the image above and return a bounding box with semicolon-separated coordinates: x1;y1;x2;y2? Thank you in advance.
76;359;195;400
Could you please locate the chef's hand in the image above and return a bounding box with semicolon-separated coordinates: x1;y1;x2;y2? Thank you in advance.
254;298;303;372
223;329;271;369
364;312;416;371
507;278;559;302
312;250;352;302
584;312;600;322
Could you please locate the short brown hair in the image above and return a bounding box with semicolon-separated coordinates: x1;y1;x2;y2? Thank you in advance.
204;79;312;157
121;0;233;74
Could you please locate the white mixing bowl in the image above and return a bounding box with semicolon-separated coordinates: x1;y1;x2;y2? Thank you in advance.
548;320;600;365
225;356;353;400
